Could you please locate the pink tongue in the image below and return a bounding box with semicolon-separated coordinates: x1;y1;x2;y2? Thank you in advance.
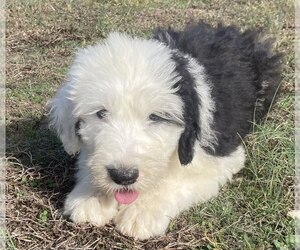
115;190;139;204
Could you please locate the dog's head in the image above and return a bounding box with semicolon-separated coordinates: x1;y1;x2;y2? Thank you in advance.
48;33;207;202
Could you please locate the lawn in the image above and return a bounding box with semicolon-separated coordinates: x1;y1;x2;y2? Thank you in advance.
6;0;294;249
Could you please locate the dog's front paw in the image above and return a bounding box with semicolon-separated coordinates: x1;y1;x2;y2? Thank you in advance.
64;195;117;227
114;204;170;240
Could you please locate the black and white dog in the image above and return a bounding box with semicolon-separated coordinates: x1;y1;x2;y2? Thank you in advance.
48;22;281;239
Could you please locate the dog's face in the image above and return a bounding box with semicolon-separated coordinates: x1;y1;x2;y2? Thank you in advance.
76;89;184;192
48;33;201;202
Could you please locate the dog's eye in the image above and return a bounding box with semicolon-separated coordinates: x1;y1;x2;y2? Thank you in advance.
149;113;165;122
96;109;107;119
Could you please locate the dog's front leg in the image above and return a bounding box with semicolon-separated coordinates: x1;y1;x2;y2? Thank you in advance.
113;193;173;240
63;169;118;227
113;176;211;240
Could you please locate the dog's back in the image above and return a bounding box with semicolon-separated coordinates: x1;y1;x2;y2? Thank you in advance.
154;22;282;156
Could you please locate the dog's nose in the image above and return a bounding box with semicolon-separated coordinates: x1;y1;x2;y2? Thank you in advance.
106;166;139;185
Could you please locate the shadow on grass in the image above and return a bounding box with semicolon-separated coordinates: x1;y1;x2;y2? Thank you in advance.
6;115;77;212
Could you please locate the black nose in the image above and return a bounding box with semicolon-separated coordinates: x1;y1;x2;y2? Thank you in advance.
106;166;139;185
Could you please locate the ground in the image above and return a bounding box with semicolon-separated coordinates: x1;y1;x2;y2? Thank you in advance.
6;0;294;249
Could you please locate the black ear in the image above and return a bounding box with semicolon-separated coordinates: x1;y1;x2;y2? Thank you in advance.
169;52;201;166
178;123;198;165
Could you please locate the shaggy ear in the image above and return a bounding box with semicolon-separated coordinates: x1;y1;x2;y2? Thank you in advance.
171;53;201;166
178;124;198;165
47;82;80;155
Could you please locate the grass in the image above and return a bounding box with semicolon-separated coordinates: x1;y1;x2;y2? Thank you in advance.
6;0;294;249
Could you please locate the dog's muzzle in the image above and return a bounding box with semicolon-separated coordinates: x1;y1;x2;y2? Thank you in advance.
106;166;139;185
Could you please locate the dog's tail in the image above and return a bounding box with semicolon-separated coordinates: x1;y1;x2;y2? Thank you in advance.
241;29;283;121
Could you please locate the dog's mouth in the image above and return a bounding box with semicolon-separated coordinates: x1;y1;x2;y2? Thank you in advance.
114;188;139;205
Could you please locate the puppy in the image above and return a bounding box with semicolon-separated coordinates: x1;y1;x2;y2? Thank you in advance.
48;22;281;239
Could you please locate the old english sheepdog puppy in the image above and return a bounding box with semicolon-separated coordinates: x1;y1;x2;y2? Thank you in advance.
48;23;281;239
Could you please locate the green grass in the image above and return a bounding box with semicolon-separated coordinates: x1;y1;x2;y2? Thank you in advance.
2;230;16;250
185;114;294;249
6;0;294;249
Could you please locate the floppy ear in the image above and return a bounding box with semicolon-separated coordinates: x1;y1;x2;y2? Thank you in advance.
170;52;201;166
178;122;198;165
47;81;80;155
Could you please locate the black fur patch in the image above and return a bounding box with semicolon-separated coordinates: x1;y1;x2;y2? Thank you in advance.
154;22;282;157
171;53;201;165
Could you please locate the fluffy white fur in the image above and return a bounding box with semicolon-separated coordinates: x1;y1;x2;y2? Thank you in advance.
48;33;245;239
